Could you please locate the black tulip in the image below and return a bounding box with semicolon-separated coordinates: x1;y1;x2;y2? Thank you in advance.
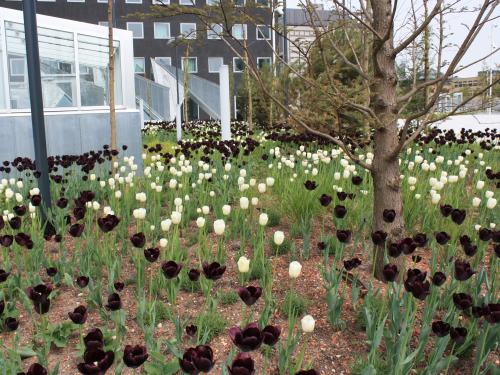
161;261;183;279
237;286;262;306
454;260;475;281
0;300;4;315
382;264;398;282
114;282;125;292
228;352;255;375
440;204;453;217
295;370;320;375
26;283;53;314
0;235;13;247
431;321;450;337
435;231;451;245
202;262;226;280
123;345;149;368
413;233;427;247
4;317;19;331
336;229;351;243
9;217;22;230
130;232;146;248
46;267;58;277
450;209;466;225
13;205;27;216
83;328;104;351
0;269;10;283
69;223;85;238
485;303;499;324
186;324;198;337
97;214;120;233
450;327;467;345
319;194;332;207
351;175;362;185
56;197;68;209
105;293;122;311
77;349;115;374
30;195;42;207
262;325;281;346
371;231;387;245
453;293;473;310
304;180;317;191
24;363;48;375
400;238;417;254
144;247;160;263
478;228;492;242
179;345;214;374
388;242;402;258
76;276;90;288
69;305;88;324
343;257;361;271
188;268;201;282
333;205;347;219
432;271;446;286
229;323;263;352
337;192;348;201
462;242;478;257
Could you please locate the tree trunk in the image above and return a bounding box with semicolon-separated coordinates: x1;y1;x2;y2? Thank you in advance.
370;0;405;280
108;0;116;159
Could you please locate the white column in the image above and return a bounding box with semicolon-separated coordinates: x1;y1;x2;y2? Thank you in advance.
219;64;231;141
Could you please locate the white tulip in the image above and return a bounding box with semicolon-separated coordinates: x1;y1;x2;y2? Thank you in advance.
266;177;275;187
431;193;441;205
301;315;315;333
196;217;206;228
486;198;497;209
237;256;250;273
159;238;168;248
222;204;231;216
115;191;122;199
251;197;259;206
171;211;182;224
485;191;494;199
472;197;481;207
133;208;146;220
289;261;302;278
240;197;249;210
258;213;269;226
476;181;485;190
213;219;225;235
202;205;210;215
135;192;147;203
161;218;172;231
274;231;285;246
258;183;267;193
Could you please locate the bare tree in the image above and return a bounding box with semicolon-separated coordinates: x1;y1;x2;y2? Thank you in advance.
108;0;117;165
139;0;500;279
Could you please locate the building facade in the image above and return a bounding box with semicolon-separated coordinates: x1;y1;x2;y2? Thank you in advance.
0;0;275;118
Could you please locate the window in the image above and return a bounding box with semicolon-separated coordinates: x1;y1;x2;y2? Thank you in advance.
234;0;245;6
181;57;197;73
180;0;194;4
257;57;271;69
155;57;172;66
206;0;218;4
233;57;244;72
134;58;146;74
232;24;247;40
127;22;144;39
67;0;85;2
98;21;109;27
207;23;223;39
256;25;271;40
152;0;170;3
154;22;171;39
180;23;197;39
97;0;107;3
256;0;268;5
9;58;25;78
208;57;223;73
126;0;142;3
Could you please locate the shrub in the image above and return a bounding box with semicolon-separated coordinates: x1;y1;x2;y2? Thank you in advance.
280;290;309;318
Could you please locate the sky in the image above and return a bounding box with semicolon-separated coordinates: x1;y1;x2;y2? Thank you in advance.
287;0;499;77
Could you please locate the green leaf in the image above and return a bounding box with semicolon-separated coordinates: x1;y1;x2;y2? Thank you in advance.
16;346;37;359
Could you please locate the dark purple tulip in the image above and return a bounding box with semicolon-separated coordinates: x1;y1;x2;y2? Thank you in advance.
371;231;387;245
492;231;500;243
432;271;446;286
431;321;450;337
463;243;478;257
30;195;42;207
388;242;402;258
0;300;4;315
83;328;104;351
0;269;10;283
0;216;4;230
144;247;160;263
114;282;125;292
319;194;332;207
295;370;320;375
262;325;281;346
105;293;122;311
9;216;22;230
440;204;453;217
202;262;226;280
351;175;362;185
453;293;473;310
237;286;262;306
56;197;68;209
77;349;115;374
333;205;347;219
478;228;492;241
0;235;13;247
188;268;201;282
317;241;327;251
304;180;317;191
229;323;263;352
459;235;472;246
69;223;85;238
413;233;427;247
495;244;500;258
26;283;53;314
123;345;149;368
400;238;417;254
343;257;361;271
435;231;451;245
24;363;48;375
161;261;182;279
130;232;146;248
97;214;120;233
450;327;467;345
186;324;198;337
13;205;27;216
73;206;86;221
46;267;58;277
179;345;215;374
471;305;489;318
382;264;399;282
337;191;348;201
76;276;90;288
228;352;255;375
382;209;396;223
454;260;475;281
15;233;33;249
404;269;430;300
336;229;351;243
412;255;422;263
4;317;19;331
68;305;88;325
485;303;500;324
450;209;466;225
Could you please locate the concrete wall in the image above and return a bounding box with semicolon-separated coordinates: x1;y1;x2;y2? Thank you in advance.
0;109;143;171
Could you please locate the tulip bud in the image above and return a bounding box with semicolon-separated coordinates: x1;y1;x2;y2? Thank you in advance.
274;231;285;246
159;238;168;248
486;198;497;209
161;219;172;232
289;261;302;279
196;217;206;228
472;197;481;207
222;204;231;216
258;213;268;226
301;315;315;333
237;256;250;273
240;197;249;210
213;219;225;235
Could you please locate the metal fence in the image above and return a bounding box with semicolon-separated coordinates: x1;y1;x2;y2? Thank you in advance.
135;75;170;121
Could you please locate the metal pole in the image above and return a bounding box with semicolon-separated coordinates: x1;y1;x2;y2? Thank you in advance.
174;42;182;141
283;0;289;111
22;0;52;216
